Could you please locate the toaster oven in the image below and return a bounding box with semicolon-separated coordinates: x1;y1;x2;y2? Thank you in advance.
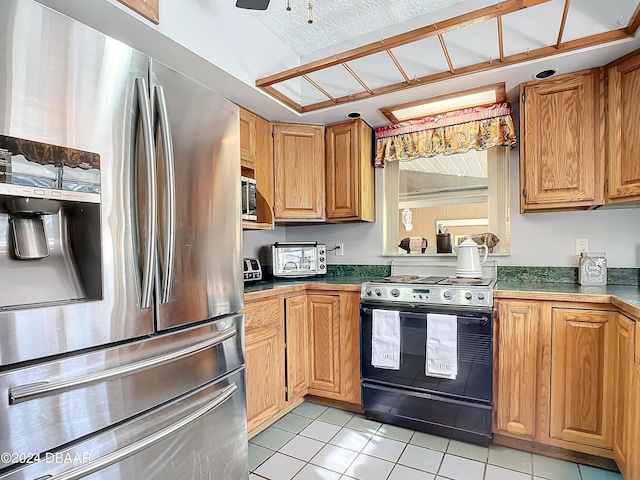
267;242;327;278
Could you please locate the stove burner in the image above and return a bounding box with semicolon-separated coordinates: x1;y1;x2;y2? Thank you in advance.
382;275;449;284
439;277;492;286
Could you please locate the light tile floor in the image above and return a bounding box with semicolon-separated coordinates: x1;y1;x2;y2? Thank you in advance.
249;401;624;480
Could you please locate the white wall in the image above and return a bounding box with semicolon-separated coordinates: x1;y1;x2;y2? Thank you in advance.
256;152;640;268
35;0;301;121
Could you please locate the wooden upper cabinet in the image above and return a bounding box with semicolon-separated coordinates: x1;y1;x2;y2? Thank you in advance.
520;69;604;211
494;300;540;439
325;119;375;222
549;308;616;449
273;123;325;221
240;108;257;167
613;314;635;478
307;294;341;396
606;49;640;203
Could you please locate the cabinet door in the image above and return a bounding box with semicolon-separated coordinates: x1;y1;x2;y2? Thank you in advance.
307;294;341;396
285;295;309;402
520;70;603;210
629;364;640;480
607;49;640;203
339;291;362;405
325;119;374;222
613;314;635;478
549;308;615;449
494;300;540;438
240;108;256;167
273;124;325;221
244;297;284;432
246;325;283;432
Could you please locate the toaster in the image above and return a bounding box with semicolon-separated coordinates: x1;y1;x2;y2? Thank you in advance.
243;257;262;283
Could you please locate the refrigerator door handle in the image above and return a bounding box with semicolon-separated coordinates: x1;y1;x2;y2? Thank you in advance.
9;327;237;405
35;383;239;480
135;77;158;310
154;84;176;304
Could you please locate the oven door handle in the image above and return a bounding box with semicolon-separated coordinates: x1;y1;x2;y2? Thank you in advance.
361;308;489;325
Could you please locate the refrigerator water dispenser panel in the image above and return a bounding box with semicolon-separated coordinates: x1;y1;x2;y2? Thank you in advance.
0;136;103;309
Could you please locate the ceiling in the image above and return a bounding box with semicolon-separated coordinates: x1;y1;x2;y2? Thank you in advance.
250;0;464;56
36;0;640;130
399;149;488;179
252;0;640;115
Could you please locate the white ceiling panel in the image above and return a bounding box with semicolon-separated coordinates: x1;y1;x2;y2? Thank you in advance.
390;37;452;80
305;64;367;99
346;52;407;90
399;150;488;178
441;20;501;69
562;0;640;42
271;78;304;105
502;0;565;56
298;79;333;105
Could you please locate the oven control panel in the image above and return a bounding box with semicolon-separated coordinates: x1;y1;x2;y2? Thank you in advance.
361;283;493;308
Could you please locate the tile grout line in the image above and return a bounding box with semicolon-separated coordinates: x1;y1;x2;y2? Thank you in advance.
252;408;618;480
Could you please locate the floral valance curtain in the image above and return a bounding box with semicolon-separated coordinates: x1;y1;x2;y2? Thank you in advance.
374;102;517;167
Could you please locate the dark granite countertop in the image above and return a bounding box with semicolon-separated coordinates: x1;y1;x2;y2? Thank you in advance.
495;281;640;314
243;276;376;294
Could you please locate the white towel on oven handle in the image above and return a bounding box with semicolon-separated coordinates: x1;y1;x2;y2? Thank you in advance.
426;313;458;379
371;309;400;370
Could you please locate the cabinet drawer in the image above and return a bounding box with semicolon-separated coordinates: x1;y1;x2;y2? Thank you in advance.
0;315;244;470
0;369;247;480
244;296;281;330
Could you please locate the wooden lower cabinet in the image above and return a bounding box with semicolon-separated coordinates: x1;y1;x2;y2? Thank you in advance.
494;300;540;438
307;291;361;404
245;287;361;434
628;364;640;480
493;299;634;463
285;295;309;402
549;308;616;450
307;294;341;395
244;296;284;432
613;315;635;478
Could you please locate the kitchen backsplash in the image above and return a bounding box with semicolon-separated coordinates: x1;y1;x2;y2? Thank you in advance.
326;264;391;278
323;264;639;285
497;266;639;286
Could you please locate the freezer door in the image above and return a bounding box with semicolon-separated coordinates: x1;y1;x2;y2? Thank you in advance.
150;59;243;330
0;314;244;470
0;0;155;366
0;368;248;480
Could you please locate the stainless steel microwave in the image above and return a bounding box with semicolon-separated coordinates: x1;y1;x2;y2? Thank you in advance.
241;176;257;221
268;242;327;278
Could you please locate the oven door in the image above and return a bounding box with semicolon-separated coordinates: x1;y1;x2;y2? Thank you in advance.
360;302;493;403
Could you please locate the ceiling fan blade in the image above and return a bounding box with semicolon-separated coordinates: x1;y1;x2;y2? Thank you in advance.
236;0;271;10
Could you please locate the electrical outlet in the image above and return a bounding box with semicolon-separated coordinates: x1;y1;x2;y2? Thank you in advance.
575;238;588;256
335;242;344;256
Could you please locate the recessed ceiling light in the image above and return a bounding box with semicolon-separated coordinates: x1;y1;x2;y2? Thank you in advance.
533;69;558;80
346;112;361;119
380;83;506;123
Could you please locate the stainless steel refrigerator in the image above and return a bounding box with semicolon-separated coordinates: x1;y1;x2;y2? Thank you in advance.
0;1;247;479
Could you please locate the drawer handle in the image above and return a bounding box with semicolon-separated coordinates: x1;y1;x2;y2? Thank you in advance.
38;383;238;480
9;328;237;405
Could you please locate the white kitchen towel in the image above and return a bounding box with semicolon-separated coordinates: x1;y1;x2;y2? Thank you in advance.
371;309;401;370
426;313;458;379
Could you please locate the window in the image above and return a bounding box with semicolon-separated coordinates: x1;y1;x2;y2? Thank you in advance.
384;146;510;255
